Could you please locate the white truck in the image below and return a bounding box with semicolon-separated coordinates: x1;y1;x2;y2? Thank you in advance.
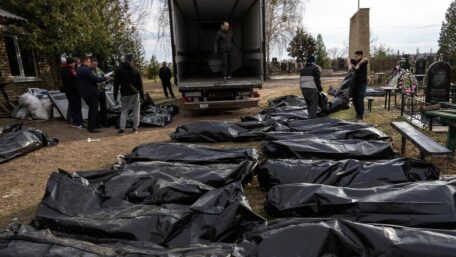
167;0;266;110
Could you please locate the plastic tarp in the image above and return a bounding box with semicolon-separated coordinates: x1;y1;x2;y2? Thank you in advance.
170;121;289;143
140;105;179;127
106;103;179;128
124;161;256;188
6;219;456;257
259;106;309;120
124;143;259;164
263;138;396;160
170;117;388;143
265;180;456;228
239;218;456;257
327;72;353;114
35;171;265;246
285;118;390;141
257;158;439;190
0;224;246;257
239;95;311;122
0;125;58;164
267;95;307;108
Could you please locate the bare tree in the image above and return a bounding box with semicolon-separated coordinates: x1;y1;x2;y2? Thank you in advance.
265;0;306;62
328;47;341;60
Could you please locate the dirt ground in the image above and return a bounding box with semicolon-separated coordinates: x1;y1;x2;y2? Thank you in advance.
0;78;454;227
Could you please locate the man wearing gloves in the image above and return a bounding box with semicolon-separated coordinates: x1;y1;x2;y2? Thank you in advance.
114;54;144;135
300;55;322;118
76;56;109;133
348;50;369;121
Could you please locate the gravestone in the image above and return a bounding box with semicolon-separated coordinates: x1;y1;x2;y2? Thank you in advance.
425;61;452;104
415;59;427;75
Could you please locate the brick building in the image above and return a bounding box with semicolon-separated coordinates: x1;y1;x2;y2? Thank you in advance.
0;7;58;114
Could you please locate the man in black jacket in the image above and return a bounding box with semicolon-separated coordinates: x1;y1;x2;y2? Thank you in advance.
348;50;369;121
61;57;83;128
300;55;322;118
114;54;144;135
214;21;237;81
76;56;108;133
158;62;174;98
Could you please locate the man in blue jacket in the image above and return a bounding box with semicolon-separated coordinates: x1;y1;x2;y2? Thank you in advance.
76;56;108;133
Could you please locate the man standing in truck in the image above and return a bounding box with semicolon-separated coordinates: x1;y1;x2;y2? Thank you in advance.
214;21;237;81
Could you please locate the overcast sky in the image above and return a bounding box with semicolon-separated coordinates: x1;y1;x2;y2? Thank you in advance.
141;0;453;61
302;0;452;57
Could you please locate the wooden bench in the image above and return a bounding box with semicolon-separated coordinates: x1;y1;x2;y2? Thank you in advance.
391;121;452;160
439;102;456;109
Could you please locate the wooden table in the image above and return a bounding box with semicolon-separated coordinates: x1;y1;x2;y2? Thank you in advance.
425;109;456;151
381;87;397;111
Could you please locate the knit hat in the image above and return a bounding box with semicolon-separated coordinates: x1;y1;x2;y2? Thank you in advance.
307;55;316;63
125;53;134;62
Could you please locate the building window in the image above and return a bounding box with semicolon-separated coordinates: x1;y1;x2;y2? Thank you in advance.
4;35;37;78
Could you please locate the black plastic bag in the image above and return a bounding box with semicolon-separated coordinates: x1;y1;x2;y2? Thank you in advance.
104;171;215;205
124;161;256;188
268;95;306;108
286;117;390;141
266;122;390;141
0;224;246;257
108;103;178;128
318;92;329;115
124;143;259;164
239;218;456;257
170;121;289;143
257;158;439;191
140;112;172;127
0;123;22;135
285;117;337;130
170;122;248;142
260;106;309;120
241;114;289;124
140;105;178;127
263;138;396;160
0;127;58;164
165;182;266;247
327;72;354;114
35;172;265;246
265;180;456;228
36;172;189;243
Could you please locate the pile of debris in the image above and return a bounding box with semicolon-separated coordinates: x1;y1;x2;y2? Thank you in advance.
10;87;178;128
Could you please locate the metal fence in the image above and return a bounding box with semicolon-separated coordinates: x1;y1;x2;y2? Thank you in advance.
399;84;456;130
